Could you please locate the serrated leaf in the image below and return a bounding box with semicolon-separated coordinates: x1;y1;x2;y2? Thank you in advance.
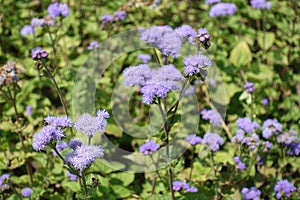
230;41;252;67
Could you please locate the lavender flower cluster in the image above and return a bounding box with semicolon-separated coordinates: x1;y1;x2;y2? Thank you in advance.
200;109;222;127
209;3;237;17
139;140;160;155
172;180;198;193
21;2;70;37
250;0;272;10
101;11;127;26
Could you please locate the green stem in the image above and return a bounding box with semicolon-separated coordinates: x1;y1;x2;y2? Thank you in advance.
189;148;195;181
211;152;219;199
82;172;90;200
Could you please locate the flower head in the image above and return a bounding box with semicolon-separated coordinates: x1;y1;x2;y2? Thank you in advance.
185;134;202;146
87;41;99;51
67;171;78;181
286;142;300;156
0;61;20;87
31;47;48;60
241;187;261;200
21;187;33;197
261;98;269;106
68;139;83;150
276;130;298;145
26;105;32;116
101;14;114;26
274;180;296;199
237;117;259;133
44;115;72;128
184;55;212;77
31;18;45;27
209;3;237;17
175;25;196;44
48;2;69;17
243;82;255;93
250;0;272;10
205;0;220;4
202;133;224;152
138;54;151;64
262;119;282;139
233;156;246;170
172;180;190;191
232;130;260;151
65;144;104;172
20;25;34;36
114;11;126;20
0;174;10;191
139;140;160;155
75;113;107;137
200;109;222;126
262;141;272;152
123;64;153;87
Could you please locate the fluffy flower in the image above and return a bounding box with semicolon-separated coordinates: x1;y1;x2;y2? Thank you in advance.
31;47;48;60
68;139;83;150
139;140;160;155
138;54;151;64
241;187;261;200
26;105;32;116
205;0;220;4
0;174;10;187
87;41;99;50
44;115;72;128
209;3;237;17
233;156;246;170
276;130;298;145
101;14;114;26
232;130;259;151
32;125;64;151
262;141;272;152
31;18;45;27
262;119;282;139
21;187;33;197
274;180;296;199
20;25;34;36
65;144;104;172
202;133;224;152
114;11;126;20
123;64;153;87
185;134;202;146
250;0;272;10
200;109;222;126
175;25;196;44
286;142;300;156
186;186;198;193
172;180;190;191
48;2;69;17
243;82;255;93
75;113;107;137
96;109;110;119
261;98;269;106
237;117;259;134
67;171;78;181
184;55;212;76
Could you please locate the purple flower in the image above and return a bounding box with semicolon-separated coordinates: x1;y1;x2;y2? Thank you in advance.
277;130;298;145
67;171;78;181
48;2;69;17
65;144;104;172
274;180;296;199
261;98;269;106
52;142;68;156
200;109;222;126
262;119;282;139
138;54;151;64
172;180;190;191
237;117;259;133
140;26;173;45
262;141;272;152
202;133;224;152
151;0;161;8
184;55;212;76
231;130;260;151
139;140;160;155
233;156;246;170
243;82;255;93
31;47;48;60
32;125;64;151
87;41;99;51
123;64;153;87
101;14;114;26
96;109;110;119
186;186;198;193
185;134;202;146
0;174;10;191
241;187;261;200
44;115;72;128
21;187;33;197
197;28;210;48
75;113;107;137
209;3;237;17
114;11;126;20
286;142;300;156
31;18;45;27
20;25;34;36
175;25;197;44
250;0;272;10
26;105;32;116
68;139;83;150
205;0;220;4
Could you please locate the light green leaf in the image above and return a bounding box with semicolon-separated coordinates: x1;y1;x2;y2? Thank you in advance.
257;31;275;50
230;41;252;67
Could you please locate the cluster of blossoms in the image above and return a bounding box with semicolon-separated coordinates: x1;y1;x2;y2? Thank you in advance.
243;82;255;93
87;41;99;51
123;64;183;104
0;61;21;88
250;0;272;10
33;109;108;172
67;171;78;181
262;119;282;139
202;133;224;152
200;109;222;127
31;47;49;60
21;2;69;36
172;180;198;193
274;180;296;199
101;11;127;26
138;54;152;64
183;54;212;77
241;187;261;200
139;140;160;155
232;117;260;150
261;98;269;106
185;134;202;146
21;187;33;198
209;2;237;17
233;156;246;170
0;173;10;191
205;0;220;5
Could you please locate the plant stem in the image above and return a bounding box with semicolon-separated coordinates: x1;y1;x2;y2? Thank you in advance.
82;172;89;200
151;174;157;195
211;152;219;199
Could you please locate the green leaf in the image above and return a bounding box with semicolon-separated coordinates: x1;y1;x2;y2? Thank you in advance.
111;185;131;199
229;41;252;67
146;194;171;200
61;181;81;192
257;31;275;50
87;159;125;175
109;172;134;186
